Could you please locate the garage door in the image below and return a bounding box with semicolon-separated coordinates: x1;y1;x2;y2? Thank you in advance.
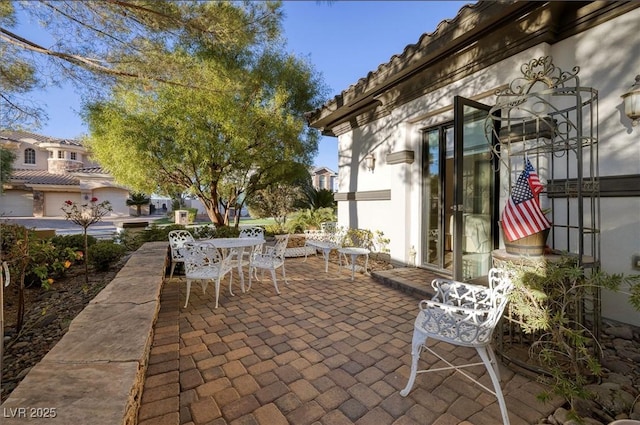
45;192;81;217
0;190;34;216
94;188;129;216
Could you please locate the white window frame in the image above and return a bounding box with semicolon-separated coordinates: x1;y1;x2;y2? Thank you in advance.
24;148;36;164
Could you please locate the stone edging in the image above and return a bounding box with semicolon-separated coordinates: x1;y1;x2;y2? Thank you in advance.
0;241;168;425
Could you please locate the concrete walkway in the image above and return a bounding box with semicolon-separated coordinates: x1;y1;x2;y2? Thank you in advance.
140;256;564;425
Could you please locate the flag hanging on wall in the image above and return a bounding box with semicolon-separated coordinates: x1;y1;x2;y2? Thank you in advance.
501;158;551;242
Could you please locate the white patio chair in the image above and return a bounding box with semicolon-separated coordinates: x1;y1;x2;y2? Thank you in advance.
400;268;514;425
249;234;290;294
228;226;265;290
167;229;194;281
182;242;233;309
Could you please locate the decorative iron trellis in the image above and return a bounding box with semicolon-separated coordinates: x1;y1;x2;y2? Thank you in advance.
485;56;601;373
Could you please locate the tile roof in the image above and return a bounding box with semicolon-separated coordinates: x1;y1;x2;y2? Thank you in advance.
307;1;480;118
11;169;80;186
0;129;83;147
68;166;108;174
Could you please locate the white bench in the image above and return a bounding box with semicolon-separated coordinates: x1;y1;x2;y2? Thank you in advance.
304;227;341;273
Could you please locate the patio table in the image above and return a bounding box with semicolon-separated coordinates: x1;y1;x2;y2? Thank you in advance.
197;237;265;293
338;247;370;281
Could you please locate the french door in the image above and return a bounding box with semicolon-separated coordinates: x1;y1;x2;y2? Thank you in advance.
421;96;496;281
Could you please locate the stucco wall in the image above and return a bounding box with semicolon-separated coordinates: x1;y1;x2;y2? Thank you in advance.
335;8;640;325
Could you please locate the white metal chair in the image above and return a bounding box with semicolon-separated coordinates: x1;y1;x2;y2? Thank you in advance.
167;230;194;281
249;234;289;294
228;227;265;291
182;242;233;309
240;226;265;240
400;268;514;425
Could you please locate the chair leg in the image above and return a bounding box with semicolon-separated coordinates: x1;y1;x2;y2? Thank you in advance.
270;269;280;294
486;344;501;382
169;262;176;281
184;279;192;308
247;266;254;291
477;346;510;425
228;268;235;296
400;329;427;397
214;277;221;309
281;264;288;285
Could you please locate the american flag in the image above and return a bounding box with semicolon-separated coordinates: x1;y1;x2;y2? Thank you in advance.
501;158;551;242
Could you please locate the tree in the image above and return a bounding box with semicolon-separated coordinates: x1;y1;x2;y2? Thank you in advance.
247;183;303;228
126;192;151;217
83;3;325;226
61;198;112;284
1;1;283;128
0;147;15;190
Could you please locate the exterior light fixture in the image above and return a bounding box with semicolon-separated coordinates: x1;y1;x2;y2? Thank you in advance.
621;74;640;126
365;153;375;172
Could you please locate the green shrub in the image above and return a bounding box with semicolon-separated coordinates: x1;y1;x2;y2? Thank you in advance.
0;223;78;288
88;240;127;272
50;234;97;253
192;225;216;239
285;207;336;233
264;223;286;235
213;226;240;238
186;207;198;223
115;224;187;251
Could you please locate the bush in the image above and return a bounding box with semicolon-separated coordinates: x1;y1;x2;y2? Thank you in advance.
192;225;216;239
286;208;336;233
88;240;127;272
50;234;97;253
186;208;199;223
213;226;240;238
115;224;186;251
0;223;78;288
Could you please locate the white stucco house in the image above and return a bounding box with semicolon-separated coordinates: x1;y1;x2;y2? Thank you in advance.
306;1;640;326
0;130;130;217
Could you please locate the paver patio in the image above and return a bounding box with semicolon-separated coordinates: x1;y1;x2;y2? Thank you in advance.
139;255;563;425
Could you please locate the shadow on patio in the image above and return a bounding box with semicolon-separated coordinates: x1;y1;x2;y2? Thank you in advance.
139;255;563;425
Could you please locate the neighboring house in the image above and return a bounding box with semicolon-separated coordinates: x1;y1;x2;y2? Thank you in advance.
0;130;130;217
311;166;337;192
306;2;640;325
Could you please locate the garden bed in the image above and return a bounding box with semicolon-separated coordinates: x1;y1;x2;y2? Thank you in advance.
1;256;130;402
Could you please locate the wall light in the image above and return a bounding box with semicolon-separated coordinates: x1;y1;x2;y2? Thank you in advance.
621;74;640;126
365;153;376;172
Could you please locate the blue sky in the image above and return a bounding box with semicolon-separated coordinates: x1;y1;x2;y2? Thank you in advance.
20;1;470;172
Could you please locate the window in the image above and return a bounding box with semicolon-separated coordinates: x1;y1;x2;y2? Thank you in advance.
319;175;326;189
24;148;36;164
70;152;77;160
58;150;64;159
48;151;53;158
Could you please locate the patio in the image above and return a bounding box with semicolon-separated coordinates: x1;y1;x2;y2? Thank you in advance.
138;255;563;425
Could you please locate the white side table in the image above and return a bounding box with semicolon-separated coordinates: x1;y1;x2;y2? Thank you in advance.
338;247;370;281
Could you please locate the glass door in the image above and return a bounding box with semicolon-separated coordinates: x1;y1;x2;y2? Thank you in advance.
453;96;494;281
422;125;454;273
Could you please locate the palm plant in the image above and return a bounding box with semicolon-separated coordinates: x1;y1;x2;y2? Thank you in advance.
126;192;151;216
295;185;336;211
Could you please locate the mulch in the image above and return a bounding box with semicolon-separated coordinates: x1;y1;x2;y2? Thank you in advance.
1;255;130;402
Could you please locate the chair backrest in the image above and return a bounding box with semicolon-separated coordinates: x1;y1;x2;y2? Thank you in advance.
240;227;264;240
168;230;195;261
272;234;290;258
424;267;513;345
183;242;231;276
